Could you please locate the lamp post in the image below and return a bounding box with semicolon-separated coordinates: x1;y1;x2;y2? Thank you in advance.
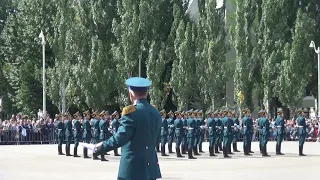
39;31;46;119
309;41;320;119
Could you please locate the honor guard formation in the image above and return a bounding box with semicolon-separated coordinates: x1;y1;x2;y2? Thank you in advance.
55;106;310;161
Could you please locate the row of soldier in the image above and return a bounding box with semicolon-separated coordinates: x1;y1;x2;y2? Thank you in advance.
157;107;308;159
55;110;121;161
54;107;308;161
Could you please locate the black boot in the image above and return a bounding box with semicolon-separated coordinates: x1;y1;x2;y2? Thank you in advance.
66;146;72;156
100;154;108;161
168;144;174;153
223;146;230;158
299;146;306;156
233;142;240;152
188;149;196;159
279;144;284;155
176;147;184;158
83;148;90;158
228;144;234;154
262;145;270;157
209;146;216;156
244;145;251;156
181;145;187;154
161;145;169;156
193;147;201;155
114;148;121;156
215;145;220;153
58;146;64;155
92;153;100;160
276;144;284;155
249;143;254;153
199;143;204;153
219;143;223;151
73;147;80;157
259;144;262;154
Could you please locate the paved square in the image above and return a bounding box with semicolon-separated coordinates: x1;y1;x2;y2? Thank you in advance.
0;142;319;180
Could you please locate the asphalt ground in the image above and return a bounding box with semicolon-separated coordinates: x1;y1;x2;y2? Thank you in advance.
0;141;319;180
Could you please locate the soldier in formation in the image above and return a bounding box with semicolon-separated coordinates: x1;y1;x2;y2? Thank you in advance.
111;111;121;156
167;111;175;154
160;110;168;156
275;108;285;155
258;109;270;157
64;112;73;156
173;110;184;157
73;112;81;157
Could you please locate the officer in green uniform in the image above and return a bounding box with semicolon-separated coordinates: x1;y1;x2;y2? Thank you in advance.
248;111;254;153
221;109;232;158
173;110;184;158
82;110;92;158
232;111;240;152
98;110;108;161
206;110;217;156
197;110;205;153
93;77;162;180
218;111;224;151
275;108;285;155
296;108;307;156
91;111;101;160
64;112;73;156
160;109;168;156
152;105;161;153
214;111;222;153
72;112;81;157
111;111;121;156
56;114;65;155
181;111;188;154
241;108;252;156
167;111;175;154
259;109;270;157
192;110;201;156
187;110;197;159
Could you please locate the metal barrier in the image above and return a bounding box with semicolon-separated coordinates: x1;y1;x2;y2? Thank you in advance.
0;128;318;145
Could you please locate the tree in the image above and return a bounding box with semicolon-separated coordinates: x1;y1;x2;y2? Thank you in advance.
276;9;316;109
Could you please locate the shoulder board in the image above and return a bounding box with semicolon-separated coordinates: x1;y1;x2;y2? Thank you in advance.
122;105;136;116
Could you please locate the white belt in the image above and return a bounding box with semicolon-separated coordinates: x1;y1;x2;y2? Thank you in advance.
224;127;227;129
231;126;234;128
188;128;194;130
243;126;247;128
276;126;282;128
298;126;303;128
209;127;212;129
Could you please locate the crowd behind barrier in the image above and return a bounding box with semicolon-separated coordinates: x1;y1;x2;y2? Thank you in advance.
0;115;319;145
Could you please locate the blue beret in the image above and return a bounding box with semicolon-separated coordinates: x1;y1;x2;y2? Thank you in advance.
126;77;152;92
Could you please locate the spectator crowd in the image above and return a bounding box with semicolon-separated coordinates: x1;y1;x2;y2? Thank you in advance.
0;113;319;145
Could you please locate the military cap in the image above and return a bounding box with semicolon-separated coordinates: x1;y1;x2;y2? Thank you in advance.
232;110;237;115
192;109;198;115
277;108;283;114
181;111;185;115
99;110;106;116
83;110;90;117
91;111;97;117
73;112;80;118
187;110;193;116
213;110;219;115
197;110;203;115
168;110;173;115
243;108;251;114
125;77;152;92
64;112;70;117
55;114;60;118
259;109;266;115
160;109;166;115
112;111;118;116
174;110;181;116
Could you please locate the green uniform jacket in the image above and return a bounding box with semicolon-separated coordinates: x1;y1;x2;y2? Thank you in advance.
56;120;65;138
92;118;100;138
65;120;72;138
297;116;307;135
207;118;216;137
275;116;285;135
167;118;174;135
161;118;168;137
99;120;108;140
241;116;251;135
174;118;183;137
82;119;92;139
214;118;222;135
187;118;196;137
260;117;270;136
101;98;162;180
73;119;81;139
222;117;233;137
